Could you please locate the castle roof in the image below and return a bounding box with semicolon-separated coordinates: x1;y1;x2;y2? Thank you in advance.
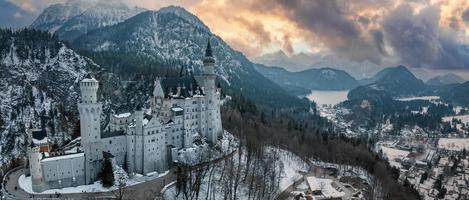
205;39;213;57
82;73;98;82
101;130;125;139
161;76;204;99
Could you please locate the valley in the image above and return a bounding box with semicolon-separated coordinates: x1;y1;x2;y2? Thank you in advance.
309;91;469;199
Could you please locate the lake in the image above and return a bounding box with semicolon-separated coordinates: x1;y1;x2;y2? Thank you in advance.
306;90;349;106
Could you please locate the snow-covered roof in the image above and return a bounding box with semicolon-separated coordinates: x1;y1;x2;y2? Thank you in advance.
42;153;84;162
32;137;48;145
171;107;183;112
306;177;345;198
113;112;131;118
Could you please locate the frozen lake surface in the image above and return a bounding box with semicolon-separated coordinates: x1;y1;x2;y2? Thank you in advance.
307;90;349;106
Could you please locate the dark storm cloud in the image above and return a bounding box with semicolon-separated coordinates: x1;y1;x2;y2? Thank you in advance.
383;4;469;68
270;0;385;63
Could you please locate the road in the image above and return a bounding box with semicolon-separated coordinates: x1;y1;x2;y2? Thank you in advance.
3;167;176;199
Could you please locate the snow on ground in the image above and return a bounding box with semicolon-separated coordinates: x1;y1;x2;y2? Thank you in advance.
274;148;309;191
177;131;239;165
437;138;469;151
380;146;410;168
306;176;345;198
19;175;117;194
19;162;167;194
164;146;308;200
113;112;131;118
442;115;469;124
442;115;469;131
453;106;466;115
397;96;440;101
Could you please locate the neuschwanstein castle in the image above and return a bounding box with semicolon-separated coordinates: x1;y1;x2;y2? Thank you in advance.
27;41;223;192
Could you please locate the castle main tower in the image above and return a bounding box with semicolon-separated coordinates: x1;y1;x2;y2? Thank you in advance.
202;39;223;144
29;146;44;192
78;74;103;184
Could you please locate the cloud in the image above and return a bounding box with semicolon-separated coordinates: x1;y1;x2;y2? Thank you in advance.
383;4;469;68
463;9;469;22
0;0;36;28
2;0;469;68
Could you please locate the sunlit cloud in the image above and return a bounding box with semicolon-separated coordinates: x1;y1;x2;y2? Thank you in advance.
2;0;469;68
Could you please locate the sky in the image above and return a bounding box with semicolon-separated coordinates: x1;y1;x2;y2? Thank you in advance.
2;0;469;69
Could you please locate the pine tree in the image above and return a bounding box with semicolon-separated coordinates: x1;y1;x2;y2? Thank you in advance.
98;158;115;187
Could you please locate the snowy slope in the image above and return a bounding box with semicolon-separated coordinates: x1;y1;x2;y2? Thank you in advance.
0;29;100;164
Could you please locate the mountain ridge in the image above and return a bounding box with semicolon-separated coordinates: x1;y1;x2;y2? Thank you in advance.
254;64;359;95
69;6;308;108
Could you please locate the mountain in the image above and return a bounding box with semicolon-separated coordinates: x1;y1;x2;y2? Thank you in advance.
252;50;321;71
0;29;101;163
359;66;427;97
254;65;359;95
70;6;307;108
253;52;385;79
439;81;469;107
426;73;465;86
30;0;144;41
309;56;385;80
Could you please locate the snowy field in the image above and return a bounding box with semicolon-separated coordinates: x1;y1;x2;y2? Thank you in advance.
379;147;410;168
442;115;469;131
442;115;469;124
438;138;469;151
397;96;440;101
274;147;309;191
307;90;349;106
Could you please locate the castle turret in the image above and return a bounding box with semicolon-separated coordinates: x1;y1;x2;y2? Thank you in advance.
78;74;103;184
29;146;44;192
151;77;164;115
202;39;222;144
134;106;144;173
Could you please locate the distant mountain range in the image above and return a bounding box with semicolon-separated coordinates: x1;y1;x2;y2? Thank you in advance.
252;50;322;72
253;51;385;79
254;65;359;95
426;73;465;86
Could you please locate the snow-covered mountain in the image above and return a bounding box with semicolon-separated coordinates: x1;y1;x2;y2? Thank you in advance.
71;6;306;108
0;29;100;163
31;0;145;41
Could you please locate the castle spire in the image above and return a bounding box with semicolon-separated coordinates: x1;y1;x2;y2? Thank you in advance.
205;38;213;57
